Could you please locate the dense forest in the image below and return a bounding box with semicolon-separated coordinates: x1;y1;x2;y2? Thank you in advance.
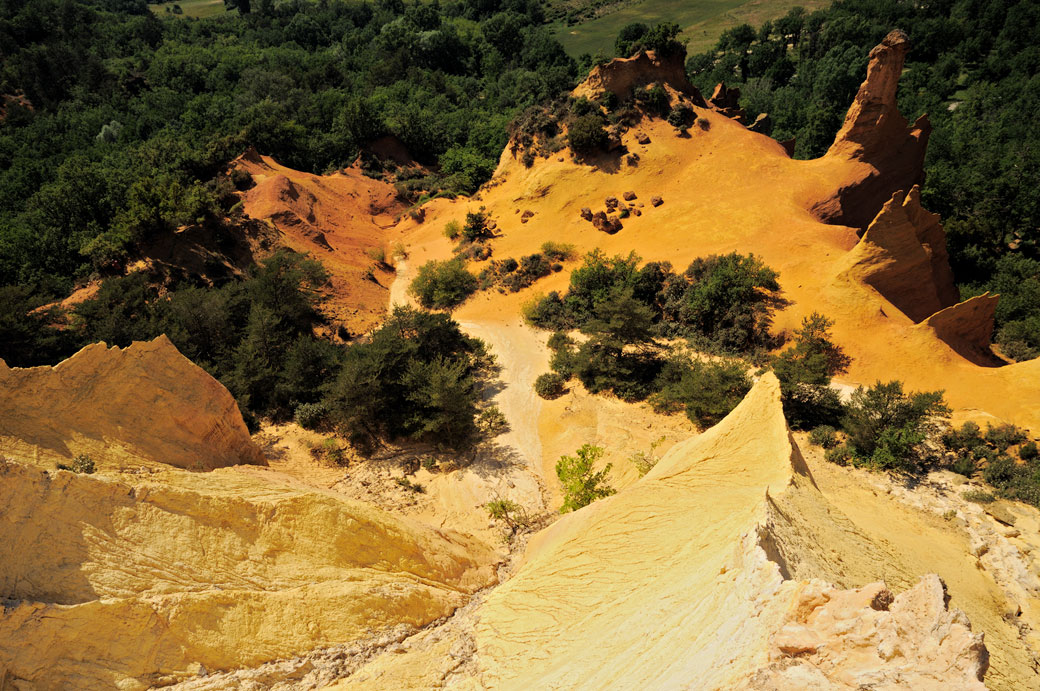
0;0;576;294
1;0;1038;436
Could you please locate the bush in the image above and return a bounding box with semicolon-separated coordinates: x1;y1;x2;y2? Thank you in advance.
547;331;575;351
477;405;508;436
825;444;852;466
444;220;462;240
58;454;96;474
541;241;576;261
523;290;572;329
841;381;949;472
943;421;984;451
556;444;616;512
535;372;567;399
294;402;330;430
951;452;977;477
485;498;530;536
661;252;783;354
323;307;493;452
1020;441;1038;460
667;104;695;131
809;425;839;449
985;423;1028;451
409;259;478;309
462;209;494;243
651;357;751;428
963;489;996;504
568;113;610;157
628;436;664;477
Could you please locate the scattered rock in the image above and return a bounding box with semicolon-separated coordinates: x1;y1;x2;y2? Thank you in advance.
748;113;773;135
985;503;1017;527
605;196;618;210
650;196;663;207
579;207;593;221
637;133;651;145
520;210;534;223
592;211;622;234
623;191;637;201
633;209;641;216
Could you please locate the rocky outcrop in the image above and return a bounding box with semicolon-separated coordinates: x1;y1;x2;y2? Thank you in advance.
572;50;706;105
742;575;988;689
0;459;496;688
449;375;990;689
811;30;932;229
709;83;747;122
839;188;959;323
920;293;1002;366
748;112;773;135
0;336;264;470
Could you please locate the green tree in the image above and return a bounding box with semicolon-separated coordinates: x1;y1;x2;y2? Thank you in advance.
556;443;616;512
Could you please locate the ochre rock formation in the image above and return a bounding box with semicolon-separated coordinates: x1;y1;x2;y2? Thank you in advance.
329;376;991;688
571;49;705;105
0;336;263;470
838;188;959;322
920;293;1002;366
0;459;497;688
709;82;747;122
235;150;404;334
810;30;932;229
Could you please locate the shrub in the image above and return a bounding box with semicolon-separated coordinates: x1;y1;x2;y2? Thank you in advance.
982;454;1016;485
485;498;530;536
395;477;425;493
556;444;616;512
651;357;751;428
943;421;984;451
661;252;783;354
667;104;695;131
462;209;494;243
568;113;610;157
366;246;387;265
294;402;330;430
696;117;711;130
540;241;576;261
809;425;839;449
782;383;845;431
1020;441;1038;460
841;381;949;472
523;290;572;329
951;452;977;477
547;331;575;351
535;372;567;399
323;307;492;452
985;423;1028;451
444;220;462;240
409;259;478;309
477;405;508;436
58;454;96;474
963;488;996;503
774;313;850;430
628;436;664;477
824;444;852;466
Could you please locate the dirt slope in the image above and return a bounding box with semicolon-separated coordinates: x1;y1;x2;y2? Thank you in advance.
235;150;404;335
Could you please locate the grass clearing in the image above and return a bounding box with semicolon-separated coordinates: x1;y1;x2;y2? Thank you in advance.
553;0;831;58
149;0;227;19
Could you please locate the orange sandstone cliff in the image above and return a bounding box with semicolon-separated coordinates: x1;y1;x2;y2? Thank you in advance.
810;29;932;230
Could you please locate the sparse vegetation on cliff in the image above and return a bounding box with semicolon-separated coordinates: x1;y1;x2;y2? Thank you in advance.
556;443;616;512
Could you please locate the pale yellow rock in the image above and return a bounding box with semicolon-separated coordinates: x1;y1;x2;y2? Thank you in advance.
0;336;263;470
0;460;498;688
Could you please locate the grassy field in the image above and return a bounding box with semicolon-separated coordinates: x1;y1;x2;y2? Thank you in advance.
553;0;831;58
149;0;227;19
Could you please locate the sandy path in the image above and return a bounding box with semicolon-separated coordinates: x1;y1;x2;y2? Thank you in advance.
389;265;551;524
